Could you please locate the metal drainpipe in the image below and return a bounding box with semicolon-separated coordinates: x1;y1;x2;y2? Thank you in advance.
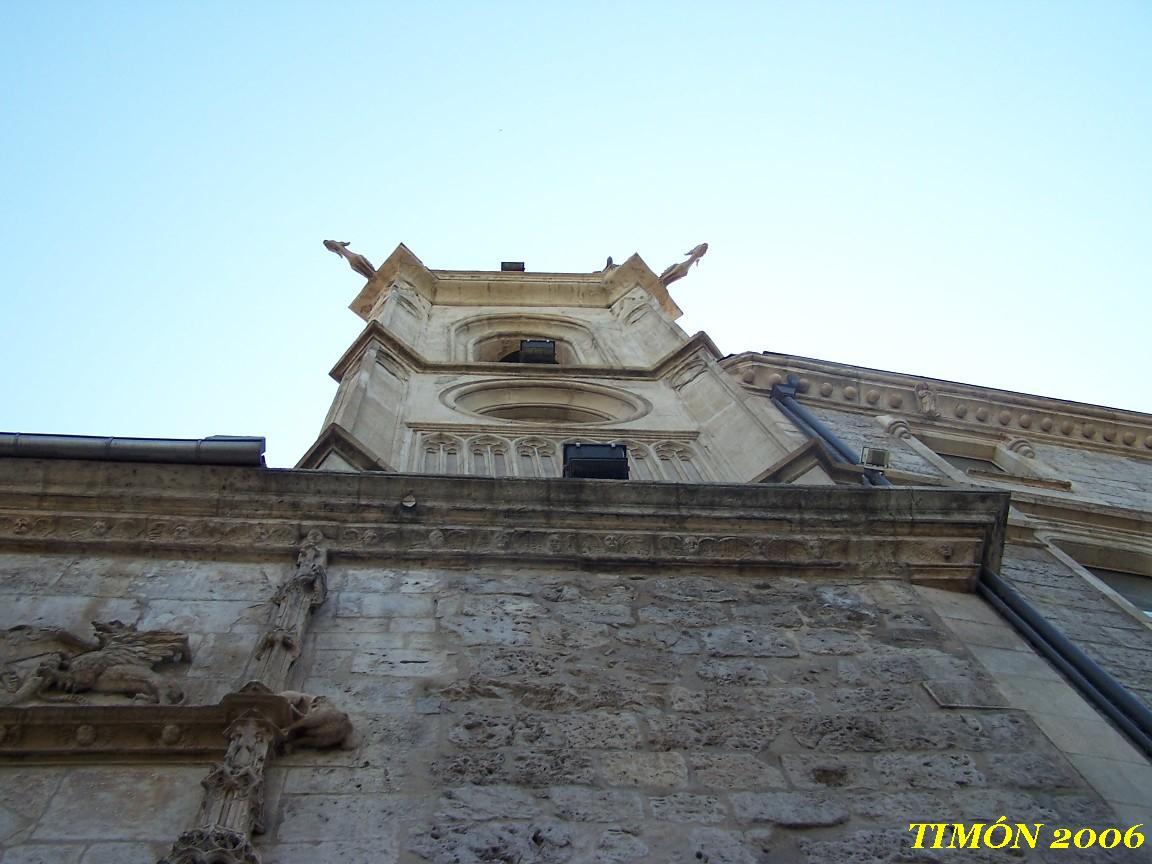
765;374;1152;757
771;377;890;487
980;567;1152;759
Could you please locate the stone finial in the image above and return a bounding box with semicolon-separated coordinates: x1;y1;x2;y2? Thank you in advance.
658;242;709;287
323;240;376;280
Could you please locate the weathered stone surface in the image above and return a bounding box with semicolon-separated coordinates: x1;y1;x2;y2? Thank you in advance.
594;828;648;863
537;619;613;648
983;752;1081;789
647;716;781;751
407;821;573;863
283;766;395;795
438;785;543;821
32;767;203;841
730;791;849;827
79;843;167;864
1;845;86;864
700;625;798;657
873;752;985;789
697;659;777;685
275;794;403;842
827;685;916;712
615;624;699;654
689;827;774;864
668;685;741;713
258;842;389;864
547;786;644;822
742;686;818;712
799;628;867;655
441;615;532;645
599;752;688;787
349;647;452;676
689;754;787;790
780;754;876;790
649;792;727;823
448;713;516;748
792;714;890;751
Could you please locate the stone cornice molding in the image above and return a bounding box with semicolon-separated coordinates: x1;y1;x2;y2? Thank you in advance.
406;422;700;443
0;691;293;761
0;459;1008;589
725;352;1152;459
349;246;681;322
328;324;721;384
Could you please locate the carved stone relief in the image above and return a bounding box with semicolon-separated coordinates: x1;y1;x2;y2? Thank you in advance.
915;382;941;419
1;620;190;706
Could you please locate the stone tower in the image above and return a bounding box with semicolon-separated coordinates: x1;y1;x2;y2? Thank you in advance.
297;244;823;485
0;242;1149;862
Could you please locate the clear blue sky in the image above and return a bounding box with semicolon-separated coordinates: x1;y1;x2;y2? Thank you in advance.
2;3;1149;467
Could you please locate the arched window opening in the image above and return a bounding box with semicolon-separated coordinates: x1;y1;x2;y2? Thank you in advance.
469;436;512;478
654;443;703;482
421;433;461;474
516;438;558;478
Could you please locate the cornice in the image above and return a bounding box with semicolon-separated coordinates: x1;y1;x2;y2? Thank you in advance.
406;422;700;443
0;459;1009;589
348;246;682;321
328;323;721;384
0;692;293;762
724;352;1152;460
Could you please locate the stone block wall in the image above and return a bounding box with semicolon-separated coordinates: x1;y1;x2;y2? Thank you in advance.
267;562;1123;863
1;551;1144;863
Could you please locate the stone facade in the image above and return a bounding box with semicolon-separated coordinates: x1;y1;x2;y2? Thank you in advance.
1;246;1151;862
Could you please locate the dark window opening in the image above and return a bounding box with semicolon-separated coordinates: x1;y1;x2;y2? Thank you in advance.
940;453;1005;474
500;339;557;364
563;443;629;480
1087;566;1152;617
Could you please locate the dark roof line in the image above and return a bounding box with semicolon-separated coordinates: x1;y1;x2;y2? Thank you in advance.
0;433;266;467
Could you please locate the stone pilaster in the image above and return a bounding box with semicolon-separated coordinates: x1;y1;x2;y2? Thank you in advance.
242;529;329;691
158;712;276;864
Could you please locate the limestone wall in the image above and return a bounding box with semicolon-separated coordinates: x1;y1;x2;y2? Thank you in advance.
0;766;207;862
281;561;1118;862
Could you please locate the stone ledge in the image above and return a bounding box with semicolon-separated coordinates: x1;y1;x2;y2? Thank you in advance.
0;458;1009;588
0;692;292;761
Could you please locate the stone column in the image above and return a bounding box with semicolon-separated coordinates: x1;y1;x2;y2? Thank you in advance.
242;529;329;690
158;712;276;864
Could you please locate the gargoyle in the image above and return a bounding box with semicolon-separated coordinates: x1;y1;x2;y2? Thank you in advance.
658;242;709;287
279;690;353;753
323;240;376;280
0;620;190;706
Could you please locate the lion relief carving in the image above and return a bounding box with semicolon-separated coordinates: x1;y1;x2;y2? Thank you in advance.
1;620;190;706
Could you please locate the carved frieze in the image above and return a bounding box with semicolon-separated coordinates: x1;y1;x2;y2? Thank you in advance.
726;354;1152;457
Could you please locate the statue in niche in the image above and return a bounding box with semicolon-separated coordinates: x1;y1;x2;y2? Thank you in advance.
0;620;190;705
658;242;709;287
323;239;376;280
915;382;941;419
